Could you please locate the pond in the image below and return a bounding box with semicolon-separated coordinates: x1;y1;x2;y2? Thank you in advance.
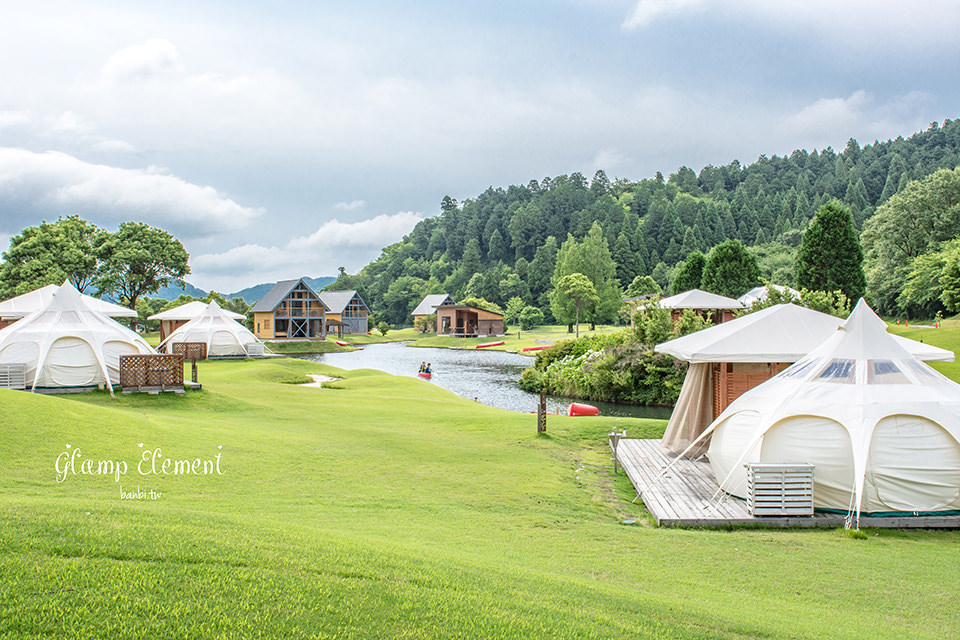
295;342;672;420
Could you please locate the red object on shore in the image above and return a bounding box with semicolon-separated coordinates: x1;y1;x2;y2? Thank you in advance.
418;372;432;379
521;345;552;352
567;403;599;417
335;340;348;346
476;341;505;349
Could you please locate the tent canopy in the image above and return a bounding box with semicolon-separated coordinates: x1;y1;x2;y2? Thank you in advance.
0;282;154;395
159;301;262;357
655;304;954;363
149;300;245;321
658;289;743;310
0;284;138;319
704;299;960;522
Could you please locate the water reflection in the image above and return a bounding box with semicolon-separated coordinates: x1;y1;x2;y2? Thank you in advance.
295;342;672;419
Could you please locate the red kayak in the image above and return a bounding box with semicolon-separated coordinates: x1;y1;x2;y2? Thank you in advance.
521;345;552;352
476;341;505;349
568;402;599;417
418;371;432;379
335;340;348;346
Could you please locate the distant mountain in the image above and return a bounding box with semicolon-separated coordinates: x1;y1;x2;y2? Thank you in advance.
226;276;337;304
155;281;207;300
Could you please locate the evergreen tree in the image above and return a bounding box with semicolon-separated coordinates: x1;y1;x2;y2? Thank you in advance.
671;251;706;294
795;201;866;301
612;229;637;287
701;240;761;298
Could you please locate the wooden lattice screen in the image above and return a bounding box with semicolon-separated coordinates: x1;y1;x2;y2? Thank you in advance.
120;354;184;390
171;342;208;360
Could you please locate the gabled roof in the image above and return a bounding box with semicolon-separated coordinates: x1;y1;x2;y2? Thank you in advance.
0;284;138;319
318;290;367;314
149;300;246;321
251;278;326;313
655;303;954;363
659;289;744;310
436;304;504;318
413;293;455;316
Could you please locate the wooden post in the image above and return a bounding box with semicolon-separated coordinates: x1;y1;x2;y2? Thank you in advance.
609;420;626;473
537;392;547;433
191;359;198;383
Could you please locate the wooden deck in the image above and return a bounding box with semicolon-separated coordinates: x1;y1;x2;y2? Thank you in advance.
616;439;960;529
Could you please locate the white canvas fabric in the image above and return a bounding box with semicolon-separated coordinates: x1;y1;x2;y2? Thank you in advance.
656;304;954;364
657;304;953;455
148;300;246;321
0;282;154;394
703;299;960;523
159;301;262;357
0;284;138;319
658;289;743;310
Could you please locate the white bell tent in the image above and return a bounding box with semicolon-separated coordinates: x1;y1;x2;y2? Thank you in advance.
703;299;960;523
0;283;138;320
0;282;154;395
655;304;954;455
158;301;263;357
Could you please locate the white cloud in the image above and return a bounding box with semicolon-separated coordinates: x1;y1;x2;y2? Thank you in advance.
786;91;872;139
0;148;261;237
191;211;424;290
623;0;708;28
101;38;183;85
0;110;32;129
334;200;366;211
288;212;423;250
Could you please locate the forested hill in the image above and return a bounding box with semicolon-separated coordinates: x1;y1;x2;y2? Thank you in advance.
333;118;960;325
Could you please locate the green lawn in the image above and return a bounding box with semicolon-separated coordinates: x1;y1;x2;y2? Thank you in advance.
1;343;958;637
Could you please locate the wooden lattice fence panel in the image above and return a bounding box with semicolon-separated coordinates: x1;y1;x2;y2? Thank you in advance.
120;354;184;390
171;342;207;361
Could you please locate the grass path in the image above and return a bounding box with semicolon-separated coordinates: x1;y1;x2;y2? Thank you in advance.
1;352;958;638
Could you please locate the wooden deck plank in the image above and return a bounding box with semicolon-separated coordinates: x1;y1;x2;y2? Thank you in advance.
615;439;960;529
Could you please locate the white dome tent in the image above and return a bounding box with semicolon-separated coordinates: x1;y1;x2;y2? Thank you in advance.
0;283;138;321
0;282;154;396
158;301;264;357
703;299;960;525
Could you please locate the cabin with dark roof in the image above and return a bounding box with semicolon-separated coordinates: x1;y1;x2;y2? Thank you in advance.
251;278;327;340
318;290;370;335
435;304;504;337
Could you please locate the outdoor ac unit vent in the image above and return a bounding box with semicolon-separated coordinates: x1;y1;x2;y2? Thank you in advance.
746;463;814;516
0;363;27;390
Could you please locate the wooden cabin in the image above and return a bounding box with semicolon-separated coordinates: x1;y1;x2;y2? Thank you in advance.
412;293;455;330
436;304;504;337
251;279;327;340
318;290;370;335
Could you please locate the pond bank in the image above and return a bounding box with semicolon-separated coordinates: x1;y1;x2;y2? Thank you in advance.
294;342;671;419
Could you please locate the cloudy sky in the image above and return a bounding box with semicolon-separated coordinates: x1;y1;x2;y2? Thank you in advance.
1;1;958;293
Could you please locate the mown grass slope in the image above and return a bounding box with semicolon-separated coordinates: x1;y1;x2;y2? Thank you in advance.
1;354;958;639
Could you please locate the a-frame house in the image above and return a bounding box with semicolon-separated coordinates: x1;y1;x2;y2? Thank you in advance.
251;278;328;340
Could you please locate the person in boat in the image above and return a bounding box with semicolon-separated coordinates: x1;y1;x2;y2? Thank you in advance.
425;363;432;374
419;361;426;373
